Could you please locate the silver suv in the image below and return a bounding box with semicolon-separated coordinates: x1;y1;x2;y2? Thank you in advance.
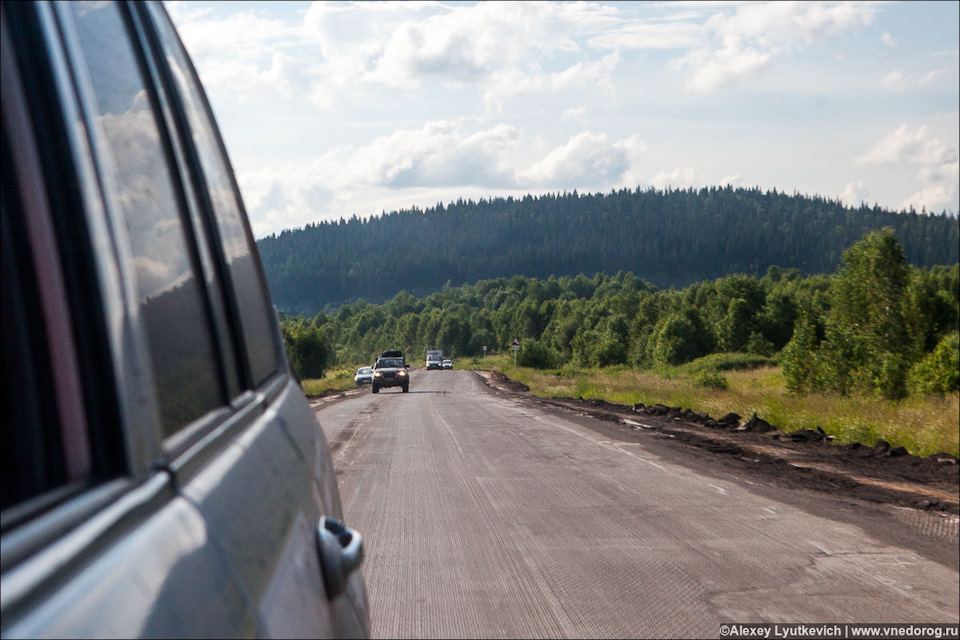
1;2;368;636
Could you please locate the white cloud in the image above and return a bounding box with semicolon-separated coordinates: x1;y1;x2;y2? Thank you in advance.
858;125;959;213
589;20;703;50
720;174;743;188
841;181;870;206
343;121;521;188
560;107;588;124
166;2;307;101
237;124;653;231
857;125;957;166
301;1;621;107
882;69;944;93
649;167;701;189
674;1;877;92
520;131;632;188
165;1;960;235
902;183;957;213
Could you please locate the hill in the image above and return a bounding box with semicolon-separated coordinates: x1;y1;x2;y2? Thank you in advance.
256;186;959;314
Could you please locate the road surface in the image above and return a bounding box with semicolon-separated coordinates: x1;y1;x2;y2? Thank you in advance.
314;370;959;639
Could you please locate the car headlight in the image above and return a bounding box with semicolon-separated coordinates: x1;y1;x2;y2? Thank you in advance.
374;372;382;377
398;370;407;376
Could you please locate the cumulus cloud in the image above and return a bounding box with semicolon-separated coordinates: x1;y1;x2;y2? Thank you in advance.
674;1;877;92
300;1;621;106
858;125;958;212
649;167;702;190
519;131;636;188
236;123;650;231
165;2;307;102
857;125;956;166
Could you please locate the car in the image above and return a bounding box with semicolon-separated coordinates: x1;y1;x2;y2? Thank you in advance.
355;367;374;385
442;359;454;370
372;353;410;393
425;349;443;369
0;2;369;637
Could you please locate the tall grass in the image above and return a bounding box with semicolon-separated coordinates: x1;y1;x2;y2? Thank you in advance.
300;365;362;397
464;354;959;458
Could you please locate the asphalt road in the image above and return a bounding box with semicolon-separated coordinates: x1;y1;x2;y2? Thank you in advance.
314;370;960;639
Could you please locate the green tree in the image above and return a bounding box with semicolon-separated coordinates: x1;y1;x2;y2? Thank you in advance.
282;318;330;380
824;228;916;398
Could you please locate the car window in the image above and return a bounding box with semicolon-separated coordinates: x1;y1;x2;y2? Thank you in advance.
67;2;223;438
145;3;280;388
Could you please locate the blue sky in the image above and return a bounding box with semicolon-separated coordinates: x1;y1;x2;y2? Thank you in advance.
165;1;960;238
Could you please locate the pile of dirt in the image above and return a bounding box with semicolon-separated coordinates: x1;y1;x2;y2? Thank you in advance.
475;370;959;514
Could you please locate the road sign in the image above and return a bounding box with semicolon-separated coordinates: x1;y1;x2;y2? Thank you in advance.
511;339;520;351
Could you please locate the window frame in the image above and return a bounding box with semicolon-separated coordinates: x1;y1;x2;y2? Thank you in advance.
134;1;286;392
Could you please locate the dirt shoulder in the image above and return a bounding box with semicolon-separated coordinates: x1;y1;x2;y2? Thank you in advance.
474;370;960;515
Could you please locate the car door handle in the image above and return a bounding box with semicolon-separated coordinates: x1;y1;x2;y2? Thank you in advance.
315;516;364;599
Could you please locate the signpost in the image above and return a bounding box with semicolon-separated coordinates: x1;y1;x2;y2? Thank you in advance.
511;338;520;368
482;345;487;361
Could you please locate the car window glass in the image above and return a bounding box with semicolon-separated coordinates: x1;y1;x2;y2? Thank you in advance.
68;2;222;438
146;4;279;388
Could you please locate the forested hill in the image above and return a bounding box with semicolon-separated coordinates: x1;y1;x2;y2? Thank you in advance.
256;186;959;314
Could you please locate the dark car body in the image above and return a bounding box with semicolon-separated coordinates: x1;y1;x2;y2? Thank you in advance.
372;357;409;393
1;2;368;636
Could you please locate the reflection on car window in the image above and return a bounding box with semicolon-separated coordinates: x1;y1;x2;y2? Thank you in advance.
377;359;403;368
69;2;222;437
147;3;279;388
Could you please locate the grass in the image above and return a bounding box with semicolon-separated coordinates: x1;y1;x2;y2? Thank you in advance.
462;354;959;458
300;365;363;397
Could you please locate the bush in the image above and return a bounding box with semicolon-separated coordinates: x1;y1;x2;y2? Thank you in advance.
685;352;776;374
693;371;729;390
518;340;560;369
908;332;960;395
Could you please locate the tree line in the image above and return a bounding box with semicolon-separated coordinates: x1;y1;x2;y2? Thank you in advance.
281;229;959;400
258;186;959;314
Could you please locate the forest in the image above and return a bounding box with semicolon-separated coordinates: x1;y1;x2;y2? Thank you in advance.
257;186;960;314
281;229;959;401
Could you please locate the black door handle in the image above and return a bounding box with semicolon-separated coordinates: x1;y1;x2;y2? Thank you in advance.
315;516;364;599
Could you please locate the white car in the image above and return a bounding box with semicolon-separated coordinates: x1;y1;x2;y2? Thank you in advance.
442;359;454;370
355;367;374;385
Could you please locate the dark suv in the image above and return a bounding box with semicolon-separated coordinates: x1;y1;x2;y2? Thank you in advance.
1;2;368;637
372;351;410;393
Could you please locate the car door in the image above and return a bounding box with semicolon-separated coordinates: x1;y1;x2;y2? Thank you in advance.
1;2;253;636
133;4;369;635
1;2;368;637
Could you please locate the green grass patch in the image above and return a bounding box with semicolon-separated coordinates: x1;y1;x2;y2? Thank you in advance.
300;365;363;397
470;356;958;458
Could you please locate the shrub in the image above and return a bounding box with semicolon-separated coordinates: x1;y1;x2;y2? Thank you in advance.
685;352;775;374
693;371;729;390
518;339;560;369
908;332;960;395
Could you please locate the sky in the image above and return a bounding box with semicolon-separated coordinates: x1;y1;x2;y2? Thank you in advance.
164;1;960;239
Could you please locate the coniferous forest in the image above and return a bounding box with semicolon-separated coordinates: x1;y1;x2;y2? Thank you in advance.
256;186;959;314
